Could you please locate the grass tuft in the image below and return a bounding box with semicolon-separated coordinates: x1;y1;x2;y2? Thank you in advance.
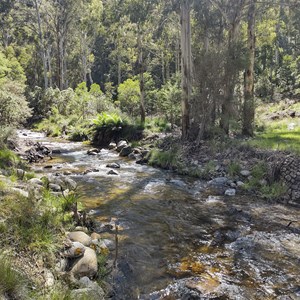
0;255;28;299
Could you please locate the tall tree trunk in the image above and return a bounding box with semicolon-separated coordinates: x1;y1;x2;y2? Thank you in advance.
243;0;256;136
117;52;121;86
47;45;52;88
162;51;165;84
34;0;48;89
220;21;240;134
138;30;146;124
180;0;192;140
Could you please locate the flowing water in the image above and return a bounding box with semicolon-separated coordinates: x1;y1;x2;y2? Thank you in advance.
19;130;300;299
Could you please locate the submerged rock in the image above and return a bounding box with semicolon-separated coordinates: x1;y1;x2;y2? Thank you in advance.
87;148;101;155
106;163;120;169
107;169;119;176
108;142;117;150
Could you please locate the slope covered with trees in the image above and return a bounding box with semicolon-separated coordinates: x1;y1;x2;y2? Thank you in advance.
0;0;299;142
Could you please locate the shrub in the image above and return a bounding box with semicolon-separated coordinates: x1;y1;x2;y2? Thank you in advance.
228;161;241;177
148;148;180;169
260;181;288;200
0;126;15;149
0;149;19;169
93;112;124;128
117;78;140;117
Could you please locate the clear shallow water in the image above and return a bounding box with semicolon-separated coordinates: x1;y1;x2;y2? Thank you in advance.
20;130;300;300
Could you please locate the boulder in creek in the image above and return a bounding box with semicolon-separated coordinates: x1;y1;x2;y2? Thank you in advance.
70;247;98;279
106;162;120;169
119;145;132;157
136;158;149;165
128;152;136;160
116;140;128;152
87;148;101;155
108;142;117;150
67;231;92;247
84;168;100;175
50;175;77;190
63;241;86;258
107;169;119;176
63;170;72;176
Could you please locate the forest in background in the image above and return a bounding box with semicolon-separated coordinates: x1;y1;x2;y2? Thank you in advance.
0;0;300;145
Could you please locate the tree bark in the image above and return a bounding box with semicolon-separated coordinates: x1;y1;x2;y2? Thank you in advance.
34;0;48;89
180;0;192;140
138;30;146;124
242;0;256;136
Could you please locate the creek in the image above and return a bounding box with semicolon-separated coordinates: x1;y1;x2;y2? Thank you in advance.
19;130;300;300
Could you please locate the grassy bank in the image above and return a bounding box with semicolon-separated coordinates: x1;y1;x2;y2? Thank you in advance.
0;148;107;299
249;100;300;154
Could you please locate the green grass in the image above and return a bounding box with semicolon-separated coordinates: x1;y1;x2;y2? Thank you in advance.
0;149;19;169
260;181;288;200
0;255;28;299
227;161;241;177
148;148;180;169
250;120;300;154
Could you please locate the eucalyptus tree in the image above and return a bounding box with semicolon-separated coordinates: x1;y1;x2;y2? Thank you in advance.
242;0;256;136
180;0;193;139
124;0;160;124
77;0;103;84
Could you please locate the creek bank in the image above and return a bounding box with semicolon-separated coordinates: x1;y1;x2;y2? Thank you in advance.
8;129;300;299
0;133;124;299
92;133;300;204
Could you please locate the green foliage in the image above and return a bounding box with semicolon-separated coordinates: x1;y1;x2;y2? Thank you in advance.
199;160;217;180
242;162;286;200
157;75;181;127
69;125;90;142
0;255;28;299
260;181;288;200
227;161;241;177
148;148;180;169
117;78;140;117
60;192;80;212
0;149;19;169
144;117;171;133
0;126;15;149
93;112;124;128
24;172;36;181
250;120;300;154
0;48;31;127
